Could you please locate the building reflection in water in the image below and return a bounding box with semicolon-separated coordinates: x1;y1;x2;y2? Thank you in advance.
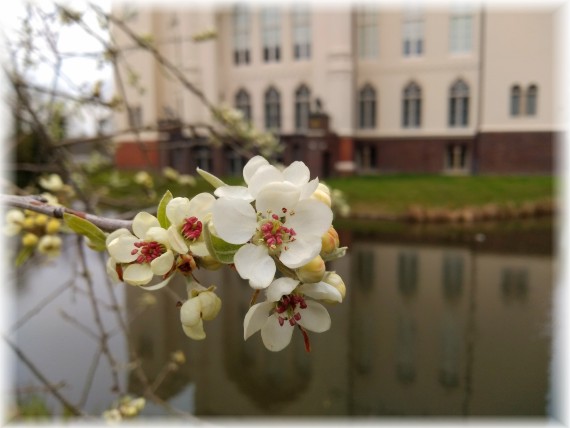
125;233;553;417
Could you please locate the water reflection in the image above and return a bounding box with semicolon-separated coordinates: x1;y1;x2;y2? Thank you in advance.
13;228;554;418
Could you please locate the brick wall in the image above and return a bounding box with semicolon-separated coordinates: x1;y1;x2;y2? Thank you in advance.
115;141;160;170
476;132;555;174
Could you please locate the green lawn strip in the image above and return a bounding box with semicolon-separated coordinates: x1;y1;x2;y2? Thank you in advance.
325;175;555;216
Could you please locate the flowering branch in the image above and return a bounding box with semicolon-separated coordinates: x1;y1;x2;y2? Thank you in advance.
0;194;132;232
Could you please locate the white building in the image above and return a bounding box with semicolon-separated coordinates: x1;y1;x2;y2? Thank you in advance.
112;3;558;177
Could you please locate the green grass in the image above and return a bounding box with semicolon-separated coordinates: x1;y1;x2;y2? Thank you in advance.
90;167;555;217
324;174;556;216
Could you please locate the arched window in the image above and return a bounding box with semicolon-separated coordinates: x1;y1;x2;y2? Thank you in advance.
449;79;469;127
264;87;281;131
526;84;538;116
294;85;311;131
235;89;251;122
510;85;521;116
358;84;376;129
403;82;421;128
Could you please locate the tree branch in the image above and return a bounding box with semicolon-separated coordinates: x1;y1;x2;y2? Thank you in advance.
1;194;132;232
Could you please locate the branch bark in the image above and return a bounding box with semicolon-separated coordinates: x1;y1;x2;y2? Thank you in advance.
1;194;132;232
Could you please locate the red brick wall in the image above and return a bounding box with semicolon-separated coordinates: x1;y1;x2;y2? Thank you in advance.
115;141;160;169
476;132;555;174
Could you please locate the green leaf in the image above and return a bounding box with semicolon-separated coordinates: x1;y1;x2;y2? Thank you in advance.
203;222;242;264
196;167;227;189
15;246;34;267
63;213;107;251
322;247;348;262
157;190;173;228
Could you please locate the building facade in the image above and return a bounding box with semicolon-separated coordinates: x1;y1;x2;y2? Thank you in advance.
112;4;558;177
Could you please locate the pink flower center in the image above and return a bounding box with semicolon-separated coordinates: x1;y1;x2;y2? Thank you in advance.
259;213;296;250
131;241;166;264
275;294;307;327
181;216;202;241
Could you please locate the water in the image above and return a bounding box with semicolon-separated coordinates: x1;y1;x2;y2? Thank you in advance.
8;221;555;419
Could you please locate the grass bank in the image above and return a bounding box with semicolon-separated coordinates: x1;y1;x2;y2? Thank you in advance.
324;174;555;218
91;168;555;219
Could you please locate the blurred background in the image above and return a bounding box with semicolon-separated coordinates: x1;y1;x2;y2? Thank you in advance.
2;0;562;422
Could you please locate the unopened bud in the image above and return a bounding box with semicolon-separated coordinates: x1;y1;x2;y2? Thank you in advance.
322;272;346;303
321;226;340;256
296;255;326;284
22;217;35;230
34;214;48;227
45;218;61;234
198;291;222;321
311;183;332;207
22;233;39;247
37;235;62;257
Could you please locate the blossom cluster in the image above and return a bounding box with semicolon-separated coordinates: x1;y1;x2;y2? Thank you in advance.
105;156;347;352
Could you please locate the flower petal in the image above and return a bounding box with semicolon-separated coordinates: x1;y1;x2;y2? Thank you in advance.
105;228;132;246
150;250;174;276
298;282;342;303
300;178;320;200
122;263;153;286
234;244;276;289
188;240;210;257
283;161;310;186
214;186;254;202
107;235;139;263
188;192;216;219
166;197;192;227
211;198;257;244
243;156;269;184
297;301;331;333
145;227;170;246
278;235;321;269
182;319;206;340
265;278;299;302
132;212;160;239
106;257;120;282
243;301;274;340
255;182;301;216
247;165;283;198
261;314;295;352
180;296;202;327
167;226;189;254
286;198;333;238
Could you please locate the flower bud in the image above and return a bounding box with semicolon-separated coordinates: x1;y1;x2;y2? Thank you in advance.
322;272;346;303
22;217;35;230
197;255;222;271
198;291;222;321
6;209;24;224
22;233;39;247
180;296;202;327
45;218;61;234
296;255;326;284
39;174;63;192
311;183;332;207
34;214;48;227
321;226;340;256
37;235;62;257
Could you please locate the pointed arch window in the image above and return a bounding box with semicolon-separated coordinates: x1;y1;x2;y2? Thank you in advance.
264;87;281;131
449;79;469;127
358;84;377;129
294;85;311;132
526;84;538;116
235;89;251;122
403;82;421;128
510;85;522;116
